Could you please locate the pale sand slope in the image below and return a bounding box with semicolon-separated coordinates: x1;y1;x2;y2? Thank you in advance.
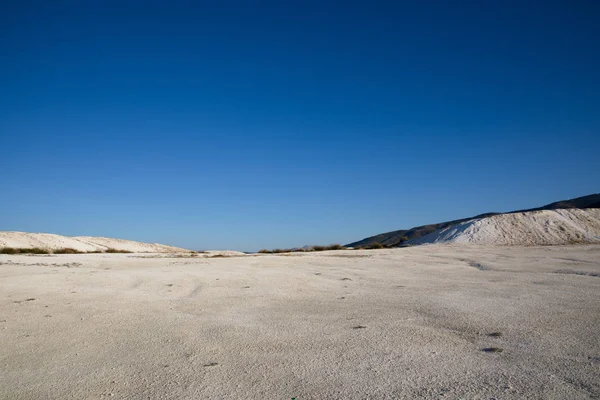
1;245;599;399
411;208;600;246
0;231;191;253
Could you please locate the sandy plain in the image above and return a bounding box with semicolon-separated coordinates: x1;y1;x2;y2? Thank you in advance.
1;245;599;399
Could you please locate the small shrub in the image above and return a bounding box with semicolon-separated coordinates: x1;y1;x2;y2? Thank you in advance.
104;248;133;253
0;247;51;254
53;248;84;254
308;244;346;252
0;247;19;254
258;249;272;254
25;248;51;254
365;242;385;250
259;244;346;253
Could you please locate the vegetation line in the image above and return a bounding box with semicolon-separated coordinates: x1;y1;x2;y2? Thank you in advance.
257;242;388;254
0;247;133;254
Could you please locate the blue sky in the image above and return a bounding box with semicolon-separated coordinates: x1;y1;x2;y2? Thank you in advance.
1;1;599;251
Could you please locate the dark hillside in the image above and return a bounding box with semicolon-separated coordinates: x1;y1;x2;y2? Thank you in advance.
346;193;599;248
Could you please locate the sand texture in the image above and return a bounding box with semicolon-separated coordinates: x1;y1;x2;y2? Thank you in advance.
411;208;600;246
1;245;599;399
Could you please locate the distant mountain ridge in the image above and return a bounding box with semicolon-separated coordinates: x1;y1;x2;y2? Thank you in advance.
346;193;600;248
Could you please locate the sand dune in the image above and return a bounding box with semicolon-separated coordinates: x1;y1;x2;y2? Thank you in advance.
411;208;600;245
0;231;190;253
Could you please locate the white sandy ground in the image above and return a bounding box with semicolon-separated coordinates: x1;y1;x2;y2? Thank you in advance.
0;232;191;253
1;245;599;399
411;208;600;246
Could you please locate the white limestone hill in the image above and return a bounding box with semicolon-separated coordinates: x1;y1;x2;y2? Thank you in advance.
409;208;600;246
0;231;191;253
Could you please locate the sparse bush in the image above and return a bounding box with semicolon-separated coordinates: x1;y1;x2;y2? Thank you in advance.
364;242;385;250
258;248;295;254
310;244;346;251
0;247;51;254
53;248;84;254
258;244;346;254
104;248;133;253
22;247;51;254
0;247;19;254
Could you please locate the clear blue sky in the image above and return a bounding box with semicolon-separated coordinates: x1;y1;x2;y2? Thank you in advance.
1;1;599;251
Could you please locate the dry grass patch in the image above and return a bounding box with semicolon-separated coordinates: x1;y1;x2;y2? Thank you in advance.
258;244;348;254
53;248;85;254
104;248;133;253
0;247;51;254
